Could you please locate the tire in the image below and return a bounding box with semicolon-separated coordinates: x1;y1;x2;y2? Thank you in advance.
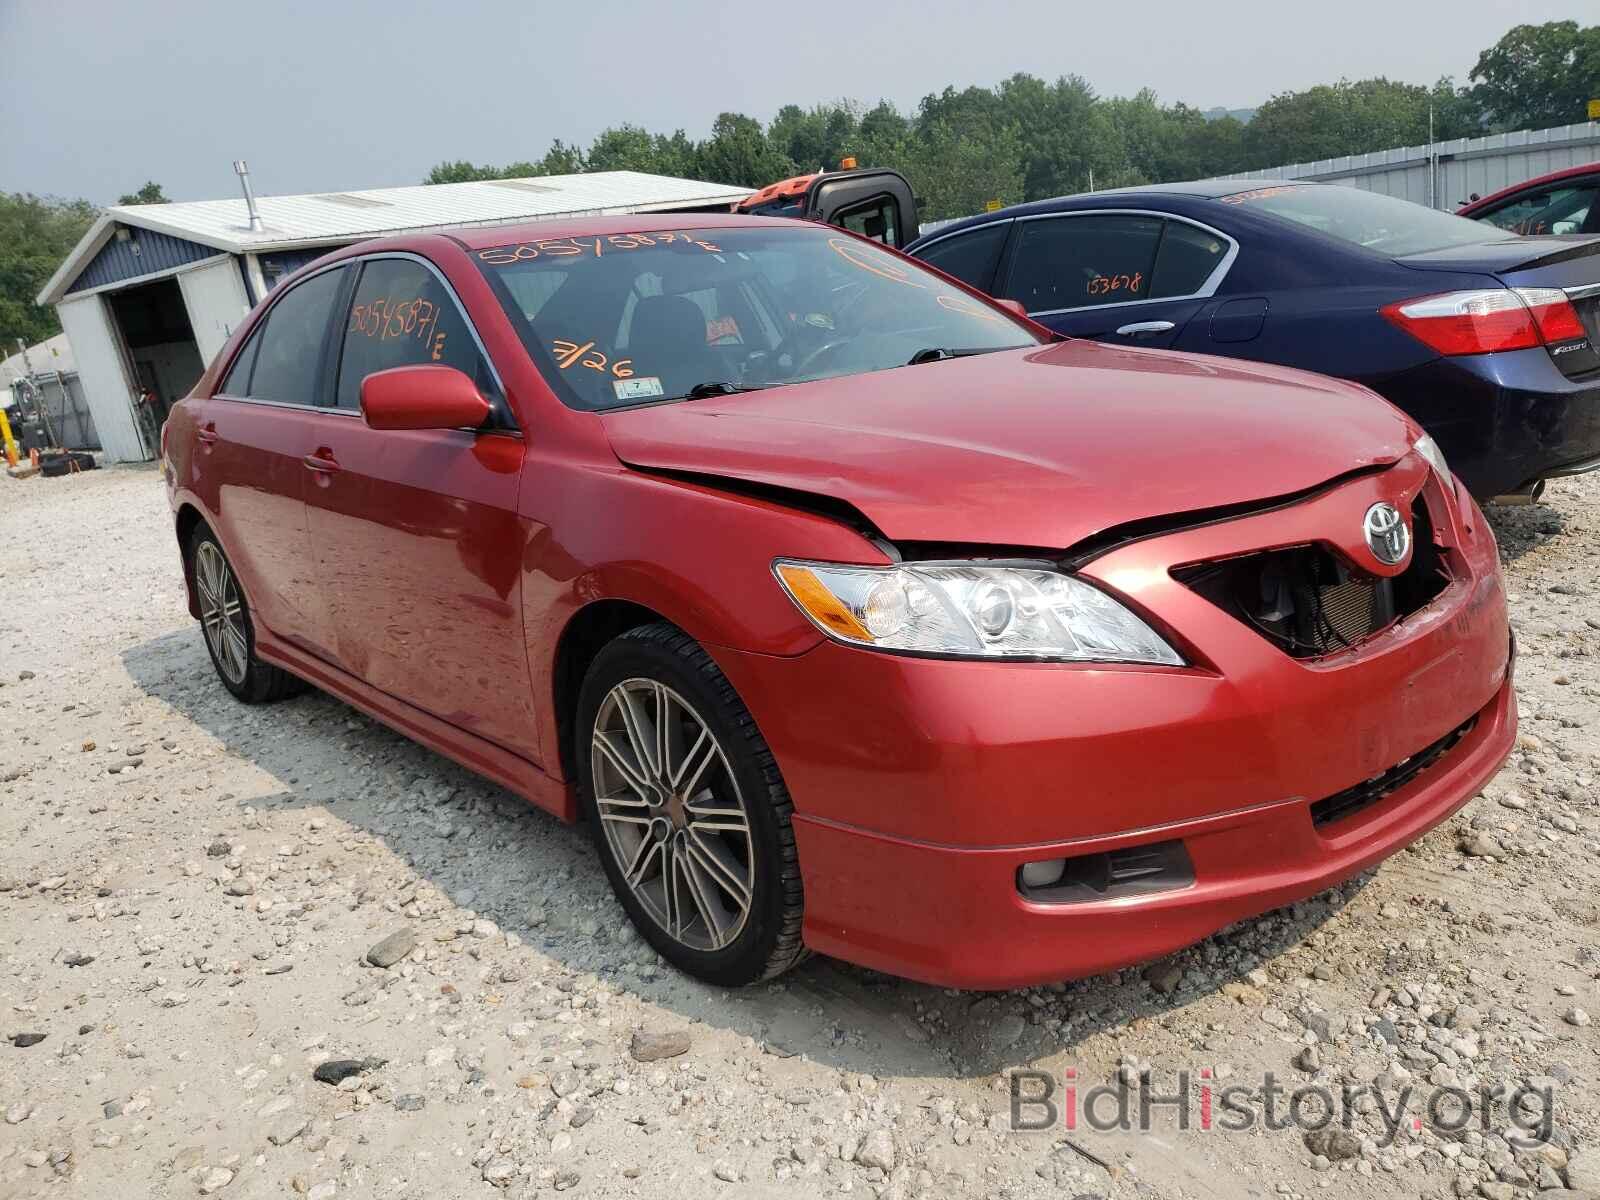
188;525;307;704
576;623;807;986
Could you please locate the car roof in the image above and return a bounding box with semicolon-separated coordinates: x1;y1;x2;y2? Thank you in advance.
1458;161;1600;214
911;179;1320;245
446;211;795;250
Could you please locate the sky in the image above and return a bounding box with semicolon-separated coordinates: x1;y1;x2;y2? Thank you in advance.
1;0;1589;205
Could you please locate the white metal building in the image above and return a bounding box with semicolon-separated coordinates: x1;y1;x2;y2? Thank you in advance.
38;170;754;463
1213;120;1600;212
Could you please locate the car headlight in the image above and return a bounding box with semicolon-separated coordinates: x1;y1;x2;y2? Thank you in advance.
1414;433;1450;481
773;559;1183;664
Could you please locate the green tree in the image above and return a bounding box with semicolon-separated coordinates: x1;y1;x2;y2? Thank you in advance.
1183;113;1249;179
117;181;168;206
856;100;910;162
424;160;508;184
1243;78;1449;169
769;102;861;172
995;74;1119;199
647;131;700;179
539;140;587;175
0;192;98;347
585;125;660;173
695;113;794;187
902;114;1025;221
1469;21;1600;131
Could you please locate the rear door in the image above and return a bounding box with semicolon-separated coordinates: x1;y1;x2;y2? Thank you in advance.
993;212;1235;348
199;265;350;657
302;253;539;762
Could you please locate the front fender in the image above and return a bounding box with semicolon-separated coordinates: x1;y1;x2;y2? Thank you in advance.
520;459;886;775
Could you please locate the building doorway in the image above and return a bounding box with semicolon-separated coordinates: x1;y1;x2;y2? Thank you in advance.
105;278;205;457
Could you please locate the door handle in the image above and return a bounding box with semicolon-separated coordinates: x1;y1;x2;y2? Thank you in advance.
302;450;340;474
196;423;219;445
1115;320;1176;337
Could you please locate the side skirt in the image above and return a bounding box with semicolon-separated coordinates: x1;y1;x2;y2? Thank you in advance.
254;629;576;822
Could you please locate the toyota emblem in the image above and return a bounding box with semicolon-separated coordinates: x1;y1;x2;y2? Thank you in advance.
1363;502;1411;566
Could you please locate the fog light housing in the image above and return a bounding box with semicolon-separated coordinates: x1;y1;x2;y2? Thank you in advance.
1019;858;1066;888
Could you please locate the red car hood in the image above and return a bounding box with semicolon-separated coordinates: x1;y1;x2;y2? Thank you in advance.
599;340;1413;550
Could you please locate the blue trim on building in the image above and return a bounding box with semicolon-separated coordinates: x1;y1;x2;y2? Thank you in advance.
260;247;337;290
65;225;220;295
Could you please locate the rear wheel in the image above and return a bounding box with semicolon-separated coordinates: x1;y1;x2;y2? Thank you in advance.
577;623;806;986
189;526;306;704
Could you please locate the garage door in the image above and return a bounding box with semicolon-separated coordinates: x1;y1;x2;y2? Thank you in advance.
56;294;147;463
178;258;252;365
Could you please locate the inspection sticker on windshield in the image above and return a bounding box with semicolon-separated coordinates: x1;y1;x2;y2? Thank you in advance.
613;376;664;401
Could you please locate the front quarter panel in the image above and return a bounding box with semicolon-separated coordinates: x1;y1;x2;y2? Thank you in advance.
519;448;886;778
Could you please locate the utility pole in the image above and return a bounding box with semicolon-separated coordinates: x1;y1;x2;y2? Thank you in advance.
1427;103;1437;210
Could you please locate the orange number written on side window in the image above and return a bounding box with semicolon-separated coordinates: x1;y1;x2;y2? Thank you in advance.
1087;272;1143;297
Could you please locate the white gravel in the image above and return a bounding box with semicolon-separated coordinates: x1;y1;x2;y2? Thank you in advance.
1;463;1596;1199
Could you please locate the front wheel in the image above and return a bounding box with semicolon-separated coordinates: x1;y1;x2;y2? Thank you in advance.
576;623;806;986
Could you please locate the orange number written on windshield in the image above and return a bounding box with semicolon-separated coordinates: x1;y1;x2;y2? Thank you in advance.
478;232;721;265
551;338;634;379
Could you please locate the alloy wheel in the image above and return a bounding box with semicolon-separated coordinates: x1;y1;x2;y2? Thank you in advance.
590;678;755;952
195;540;249;687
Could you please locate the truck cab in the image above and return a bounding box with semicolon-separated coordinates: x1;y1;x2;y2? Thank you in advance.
736;161;918;249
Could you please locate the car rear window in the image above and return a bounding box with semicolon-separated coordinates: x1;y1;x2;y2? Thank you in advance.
473;225;1039;411
1220;184;1501;256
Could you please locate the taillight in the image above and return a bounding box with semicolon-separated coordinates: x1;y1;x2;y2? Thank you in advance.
1381;287;1588;356
1512;287;1588;344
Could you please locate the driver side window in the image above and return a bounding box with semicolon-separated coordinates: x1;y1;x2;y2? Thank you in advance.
334;257;502;420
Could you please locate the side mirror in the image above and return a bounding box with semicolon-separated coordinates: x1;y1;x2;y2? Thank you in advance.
993;298;1029;319
360;365;490;431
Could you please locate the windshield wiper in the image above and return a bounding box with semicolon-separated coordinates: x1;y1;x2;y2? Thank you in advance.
673;381;766;401
904;346;1013;366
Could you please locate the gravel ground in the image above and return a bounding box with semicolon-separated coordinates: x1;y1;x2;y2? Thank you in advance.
1;464;1596;1200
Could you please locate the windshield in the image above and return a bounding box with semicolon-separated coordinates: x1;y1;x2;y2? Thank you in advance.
474;225;1038;410
1219;184;1505;256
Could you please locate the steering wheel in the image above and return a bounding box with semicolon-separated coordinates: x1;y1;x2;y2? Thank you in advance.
792;337;855;378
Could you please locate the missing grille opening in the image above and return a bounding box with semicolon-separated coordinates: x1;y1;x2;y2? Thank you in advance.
1174;497;1449;659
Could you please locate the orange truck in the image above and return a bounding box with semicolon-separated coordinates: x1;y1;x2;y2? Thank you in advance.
734;159;918;249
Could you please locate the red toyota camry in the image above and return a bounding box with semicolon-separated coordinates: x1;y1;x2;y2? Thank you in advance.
163;214;1515;990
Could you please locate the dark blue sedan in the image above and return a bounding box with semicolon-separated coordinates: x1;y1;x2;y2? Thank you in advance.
905;180;1600;500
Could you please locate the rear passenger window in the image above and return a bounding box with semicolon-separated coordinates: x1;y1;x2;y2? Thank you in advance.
247;267;347;405
1150;221;1231;298
236;267;347;406
219;329;261;397
1001;215;1162;312
916;223;1010;292
336;258;495;412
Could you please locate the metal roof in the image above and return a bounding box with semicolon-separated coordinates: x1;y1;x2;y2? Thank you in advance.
39;171;754;305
